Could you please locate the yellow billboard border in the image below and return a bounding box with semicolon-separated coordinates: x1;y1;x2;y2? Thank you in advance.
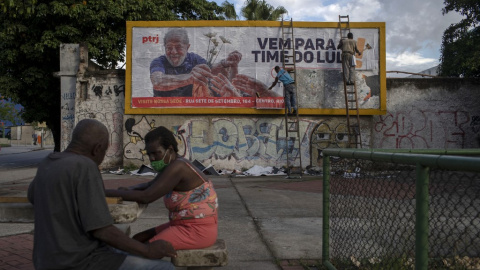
125;20;386;116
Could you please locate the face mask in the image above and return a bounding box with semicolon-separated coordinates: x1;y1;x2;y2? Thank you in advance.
151;149;170;172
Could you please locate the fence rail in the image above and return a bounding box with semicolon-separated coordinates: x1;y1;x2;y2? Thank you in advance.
322;149;480;270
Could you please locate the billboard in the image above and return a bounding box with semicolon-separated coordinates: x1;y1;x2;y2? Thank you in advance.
125;21;385;115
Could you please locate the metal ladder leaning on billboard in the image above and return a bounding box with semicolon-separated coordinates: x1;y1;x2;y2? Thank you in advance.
281;18;303;178
339;15;362;148
338;15;362;148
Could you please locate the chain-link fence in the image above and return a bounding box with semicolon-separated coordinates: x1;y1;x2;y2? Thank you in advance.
322;149;480;270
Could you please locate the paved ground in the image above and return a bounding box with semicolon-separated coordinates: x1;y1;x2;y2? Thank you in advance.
0;145;324;270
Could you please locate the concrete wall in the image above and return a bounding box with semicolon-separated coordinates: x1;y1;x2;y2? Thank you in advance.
121;115;375;170
7;126;55;146
59;44;80;151
67;42;479;170
39;130;55;146
123;115;321;170
10;125;35;146
373;79;480;149
75;70;125;169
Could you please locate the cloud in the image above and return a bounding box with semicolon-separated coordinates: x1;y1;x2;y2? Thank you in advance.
387;52;437;68
214;0;464;73
386;51;438;77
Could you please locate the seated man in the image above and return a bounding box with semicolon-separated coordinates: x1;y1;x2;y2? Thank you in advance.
28;119;176;270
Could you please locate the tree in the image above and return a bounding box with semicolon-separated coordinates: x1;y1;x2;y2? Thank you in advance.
221;1;238;20
438;0;480;77
0;0;236;151
0;96;21;138
0;97;21;124
240;0;287;21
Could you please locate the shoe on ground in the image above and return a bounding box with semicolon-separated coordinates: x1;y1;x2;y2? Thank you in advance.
292;109;297;115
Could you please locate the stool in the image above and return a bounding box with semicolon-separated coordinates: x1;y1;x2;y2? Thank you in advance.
172;239;228;270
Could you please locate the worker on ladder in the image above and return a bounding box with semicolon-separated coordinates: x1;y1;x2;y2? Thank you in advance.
268;66;297;115
337;32;362;85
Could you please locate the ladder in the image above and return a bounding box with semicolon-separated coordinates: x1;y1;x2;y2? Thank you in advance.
339;15;362;148
281;18;302;178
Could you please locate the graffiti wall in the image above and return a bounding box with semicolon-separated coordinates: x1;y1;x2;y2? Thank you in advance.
372;79;480;149
123;116;323;170
118;79;479;170
60;44;80;151
75;71;126;169
72;75;480;170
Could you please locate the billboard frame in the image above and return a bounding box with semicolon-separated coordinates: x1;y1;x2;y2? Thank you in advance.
125;20;386;115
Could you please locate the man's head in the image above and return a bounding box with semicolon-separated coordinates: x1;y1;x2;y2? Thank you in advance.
347;32;354;39
164;28;190;67
274;66;280;73
66;119;109;166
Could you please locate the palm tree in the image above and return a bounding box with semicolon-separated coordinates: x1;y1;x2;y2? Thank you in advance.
240;0;288;21
221;1;238;20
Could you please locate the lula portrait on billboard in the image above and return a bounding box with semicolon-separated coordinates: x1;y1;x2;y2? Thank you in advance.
125;21;386;115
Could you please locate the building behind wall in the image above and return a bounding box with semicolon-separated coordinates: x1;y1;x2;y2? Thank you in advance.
8;124;55;146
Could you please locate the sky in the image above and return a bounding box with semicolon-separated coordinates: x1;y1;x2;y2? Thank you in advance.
211;0;465;77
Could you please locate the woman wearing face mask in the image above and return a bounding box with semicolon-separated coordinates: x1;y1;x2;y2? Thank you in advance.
105;126;218;250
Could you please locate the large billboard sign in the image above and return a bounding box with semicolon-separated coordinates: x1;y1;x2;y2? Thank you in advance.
125;21;385;115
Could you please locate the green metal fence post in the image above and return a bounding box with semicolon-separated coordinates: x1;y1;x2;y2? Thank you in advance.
415;163;430;270
322;154;331;264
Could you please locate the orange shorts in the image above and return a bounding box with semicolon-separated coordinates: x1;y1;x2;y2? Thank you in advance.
148;215;218;250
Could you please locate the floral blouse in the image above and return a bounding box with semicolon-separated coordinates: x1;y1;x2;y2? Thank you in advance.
164;162;218;221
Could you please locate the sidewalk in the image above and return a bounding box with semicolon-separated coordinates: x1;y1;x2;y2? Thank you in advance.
0;157;323;270
0;145;54;156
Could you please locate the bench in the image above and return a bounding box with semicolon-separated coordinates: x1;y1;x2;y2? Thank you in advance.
172;239;228;270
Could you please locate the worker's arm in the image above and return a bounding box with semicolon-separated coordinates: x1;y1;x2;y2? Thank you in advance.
91;224;176;259
337;39;343;50
355;44;362;56
268;77;279;90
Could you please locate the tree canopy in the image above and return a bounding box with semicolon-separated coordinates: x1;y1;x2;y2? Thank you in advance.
240;0;287;21
0;0;235;151
0;96;21;127
438;0;480;77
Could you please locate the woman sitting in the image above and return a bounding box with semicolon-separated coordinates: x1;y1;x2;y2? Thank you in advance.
106;126;218;250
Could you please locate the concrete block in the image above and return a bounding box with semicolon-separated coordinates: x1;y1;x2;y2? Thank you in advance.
0;200;142;224
108;201;141;224
0;203;34;222
172;239;228;268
